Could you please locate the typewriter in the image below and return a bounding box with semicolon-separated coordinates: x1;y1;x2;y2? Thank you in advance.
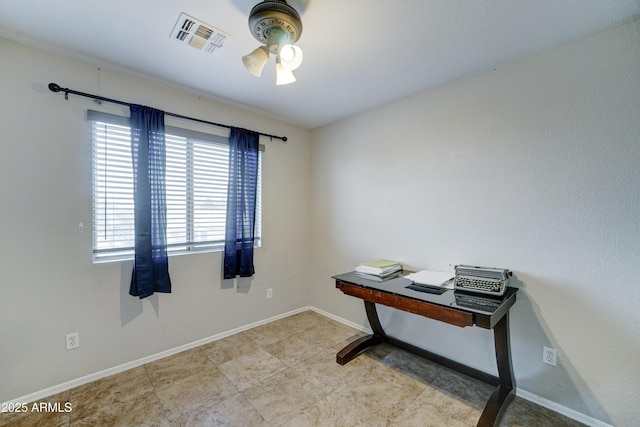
454;265;512;297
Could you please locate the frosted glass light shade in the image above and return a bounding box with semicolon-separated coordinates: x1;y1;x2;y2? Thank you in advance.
242;46;269;77
276;62;296;85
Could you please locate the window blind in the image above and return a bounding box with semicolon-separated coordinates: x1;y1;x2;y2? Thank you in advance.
89;110;262;262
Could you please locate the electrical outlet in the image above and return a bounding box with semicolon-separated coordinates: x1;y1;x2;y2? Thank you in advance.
267;288;273;299
543;346;556;366
66;332;80;351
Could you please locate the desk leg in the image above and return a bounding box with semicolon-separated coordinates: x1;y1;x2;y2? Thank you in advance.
478;312;515;427
336;301;385;365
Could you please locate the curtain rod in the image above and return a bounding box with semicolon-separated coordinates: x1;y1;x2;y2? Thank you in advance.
47;82;287;142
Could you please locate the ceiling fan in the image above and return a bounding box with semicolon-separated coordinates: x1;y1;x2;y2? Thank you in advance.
242;0;304;85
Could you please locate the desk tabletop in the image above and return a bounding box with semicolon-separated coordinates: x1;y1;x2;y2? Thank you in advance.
333;271;517;318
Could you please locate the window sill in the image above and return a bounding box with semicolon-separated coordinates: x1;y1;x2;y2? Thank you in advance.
93;241;261;264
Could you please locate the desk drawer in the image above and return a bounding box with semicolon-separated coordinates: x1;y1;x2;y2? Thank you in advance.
337;281;474;328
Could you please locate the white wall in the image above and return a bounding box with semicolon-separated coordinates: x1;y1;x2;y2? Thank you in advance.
0;39;311;402
309;19;640;427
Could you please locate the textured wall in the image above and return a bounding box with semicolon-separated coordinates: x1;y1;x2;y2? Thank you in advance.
0;38;311;402
309;19;640;426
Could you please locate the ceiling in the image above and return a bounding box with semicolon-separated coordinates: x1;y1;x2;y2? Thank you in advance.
1;1;639;129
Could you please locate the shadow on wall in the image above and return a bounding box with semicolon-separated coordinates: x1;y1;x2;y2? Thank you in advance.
117;257;256;326
511;274;613;425
222;275;254;294
119;261;160;326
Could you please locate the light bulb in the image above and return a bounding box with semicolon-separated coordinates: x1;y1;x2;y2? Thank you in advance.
278;44;303;71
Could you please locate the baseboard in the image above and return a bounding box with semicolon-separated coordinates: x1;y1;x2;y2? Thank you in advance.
515;389;613;427
2;306;311;407
308;306;372;333
3;306;613;427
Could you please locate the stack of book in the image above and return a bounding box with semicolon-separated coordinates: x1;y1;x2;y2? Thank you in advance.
355;259;403;281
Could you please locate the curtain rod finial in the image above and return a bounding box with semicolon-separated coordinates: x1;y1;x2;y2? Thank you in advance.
48;83;61;92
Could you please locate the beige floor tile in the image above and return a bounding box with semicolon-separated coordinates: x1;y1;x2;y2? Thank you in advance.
144;347;216;389
392;398;473;427
364;343;442;386
498;396;586;427
239;320;298;347
282;373;419;427
358;352;431;396
281;395;383;427
263;333;325;366
69;367;153;420
291;349;381;390
272;310;334;333
71;390;170;426
394;383;482;426
431;367;494;412
298;321;366;351
154;367;238;420
0;391;71;427
201;333;262;365
0;411;69;427
216;347;288;391
333;373;422;419
171;393;268;427
243;368;334;425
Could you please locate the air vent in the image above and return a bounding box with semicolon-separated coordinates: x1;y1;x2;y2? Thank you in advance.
170;12;230;53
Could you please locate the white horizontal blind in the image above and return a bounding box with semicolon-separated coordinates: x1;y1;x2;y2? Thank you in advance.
93;121;135;258
91;112;262;262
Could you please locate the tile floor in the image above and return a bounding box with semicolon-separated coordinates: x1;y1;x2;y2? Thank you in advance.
1;310;584;426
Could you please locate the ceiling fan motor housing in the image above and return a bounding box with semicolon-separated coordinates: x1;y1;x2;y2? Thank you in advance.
248;0;303;48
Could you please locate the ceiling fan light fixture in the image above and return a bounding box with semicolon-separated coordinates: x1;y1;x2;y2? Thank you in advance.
243;0;304;85
242;46;270;77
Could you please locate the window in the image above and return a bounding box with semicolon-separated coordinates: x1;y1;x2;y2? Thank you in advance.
90;111;262;262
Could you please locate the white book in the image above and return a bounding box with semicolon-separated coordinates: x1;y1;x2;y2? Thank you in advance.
355;264;402;276
404;270;454;288
355;271;402;282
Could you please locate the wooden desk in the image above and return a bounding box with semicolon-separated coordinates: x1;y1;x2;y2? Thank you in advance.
334;271;518;427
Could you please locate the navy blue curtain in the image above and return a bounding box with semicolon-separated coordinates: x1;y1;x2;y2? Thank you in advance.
129;105;172;298
223;127;259;279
